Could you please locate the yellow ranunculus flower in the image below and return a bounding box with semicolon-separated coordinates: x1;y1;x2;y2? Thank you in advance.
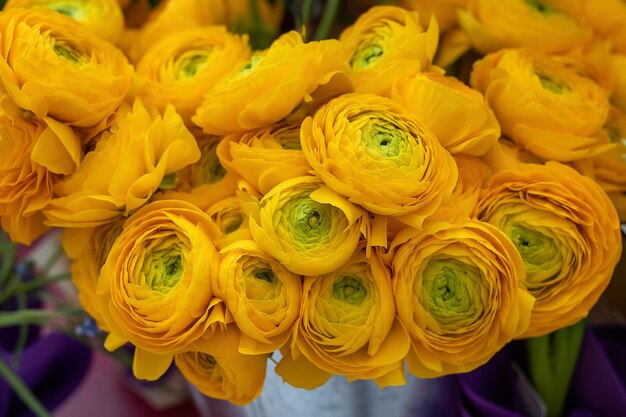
97;200;228;381
458;0;593;54
276;246;409;389
216;122;310;195
122;0;223;62
300;93;457;229
61;220;124;331
434;154;492;221
392;219;534;377
579;0;626;54
136;27;250;124
155;136;238;211
44;100;200;228
477;162;622;337
193;31;352;135
0;8;133;130
215;240;302;354
392;71;500;156
5;0;124;44
471;48;613;161
400;0;466;33
0;98;70;244
206;196;251;249
175;346;266;405
247;176;364;276
571;106;626;221
339;5;438;96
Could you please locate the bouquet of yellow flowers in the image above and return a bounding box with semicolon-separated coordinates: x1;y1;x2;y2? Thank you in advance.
0;0;624;416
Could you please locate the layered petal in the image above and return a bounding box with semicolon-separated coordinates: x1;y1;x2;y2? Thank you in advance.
175;348;266;406
61;220;124;331
5;0;125;43
216;240;302;354
392;71;500;156
472;48;612;161
339;5;438;96
136;26;250;124
392;219;534;377
247;176;364;276
477;162;622;337
277;246;408;388
216;122;310;195
96;200;226;380
193;31;351;135
300;93;457;228
0;8;133;129
0;97;74;244
44;100;200;227
458;0;593;54
155;135;238;211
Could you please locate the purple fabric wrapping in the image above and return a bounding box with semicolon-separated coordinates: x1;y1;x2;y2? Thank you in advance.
0;333;92;417
434;326;626;417
566;326;626;416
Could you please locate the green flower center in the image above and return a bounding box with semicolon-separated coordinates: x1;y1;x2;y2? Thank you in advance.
283;196;333;246
193;141;227;186
223;215;243;234
332;276;367;305
350;41;384;70
32;1;87;19
525;0;558;14
53;41;85;65
159;172;179;190
508;224;563;295
605;125;621;144
421;258;483;327
361;117;409;159
253;268;275;283
197;353;217;369
276;133;302;150
242;262;278;301
536;73;569;94
237;54;263;77
142;244;184;293
175;50;211;80
510;225;557;265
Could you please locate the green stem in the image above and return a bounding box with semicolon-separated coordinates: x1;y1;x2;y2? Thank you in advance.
527;319;586;417
0;272;71;305
0;356;52;417
315;0;341;41
12;292;29;367
300;0;313;39
0;308;84;328
0;240;16;287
